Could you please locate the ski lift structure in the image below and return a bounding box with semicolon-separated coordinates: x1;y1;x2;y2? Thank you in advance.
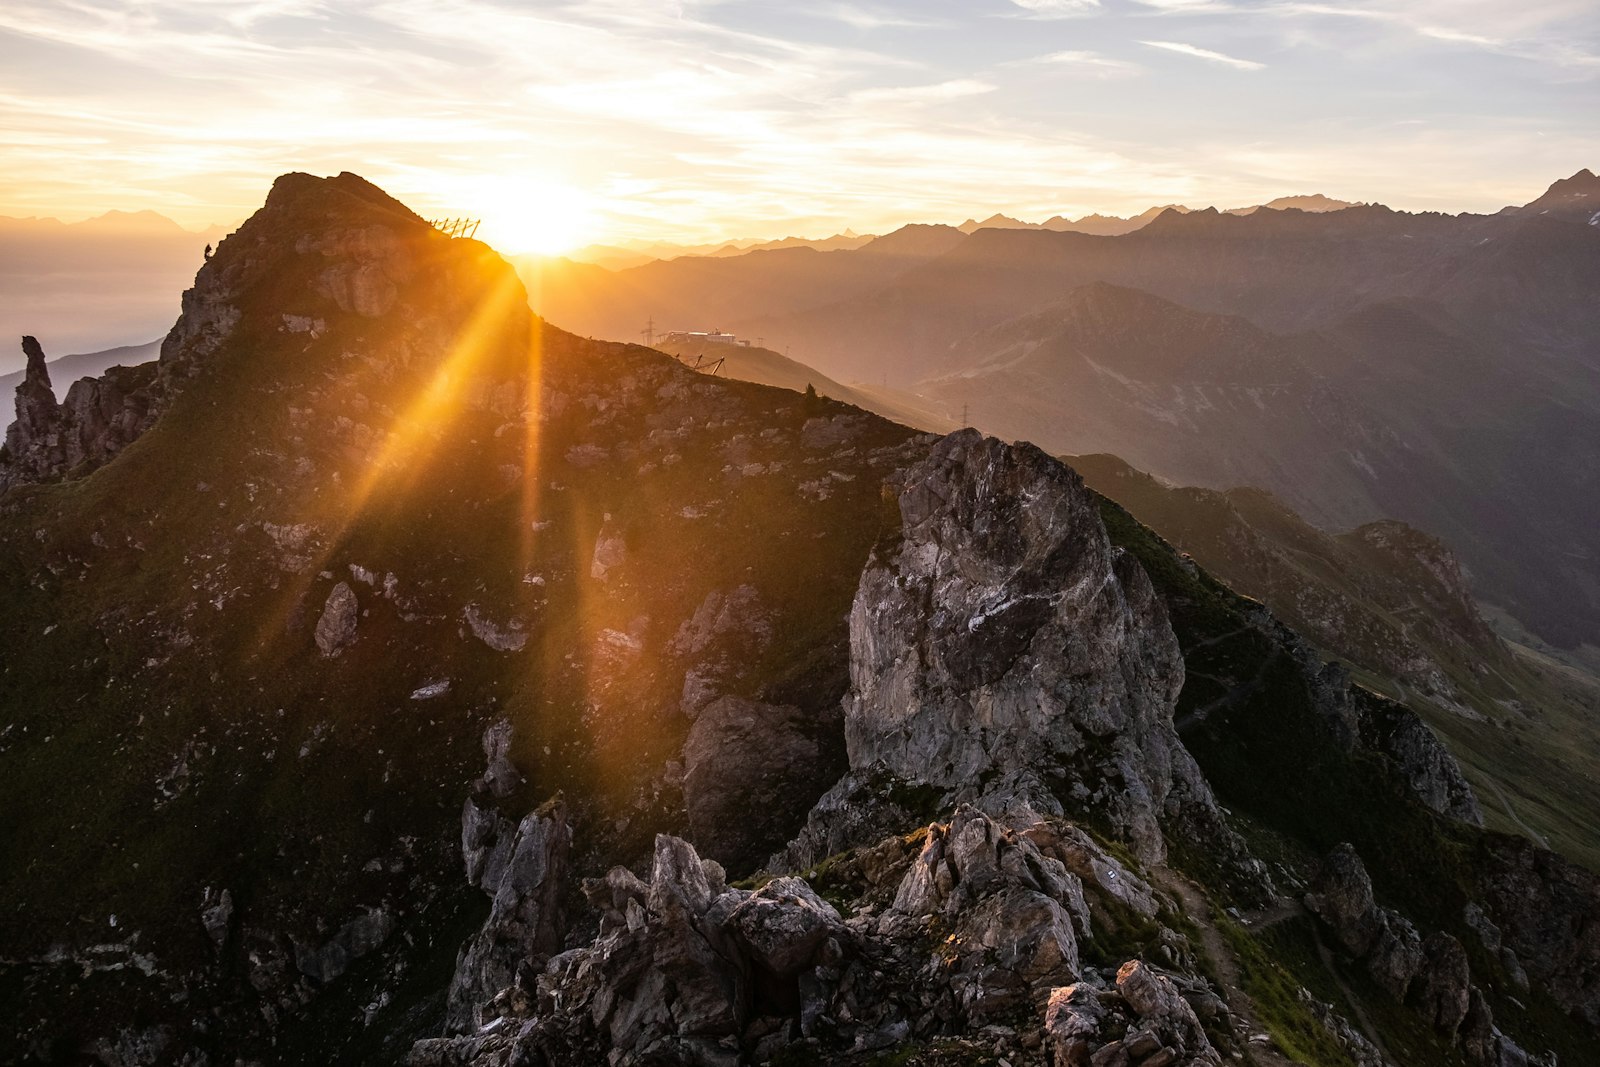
678;352;726;376
428;217;481;239
640;319;732;377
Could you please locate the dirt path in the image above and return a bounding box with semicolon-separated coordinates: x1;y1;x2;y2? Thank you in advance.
1485;778;1551;848
1152;868;1298;1067
1305;920;1393;1063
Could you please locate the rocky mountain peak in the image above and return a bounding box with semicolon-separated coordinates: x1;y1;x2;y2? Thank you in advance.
0;170;532;494
839;429;1220;863
1518;167;1600;220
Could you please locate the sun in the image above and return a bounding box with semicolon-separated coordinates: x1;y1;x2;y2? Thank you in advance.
472;177;595;256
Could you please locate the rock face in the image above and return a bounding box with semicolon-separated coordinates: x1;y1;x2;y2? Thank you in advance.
1478;835;1600;1030
0;336;160;491
1349;687;1483;826
842;430;1214;863
681;697;842;873
447;798;571;1033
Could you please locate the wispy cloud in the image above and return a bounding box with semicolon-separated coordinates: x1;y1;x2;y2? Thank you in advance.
1140;39;1266;69
1015;50;1143;77
1006;0;1104;18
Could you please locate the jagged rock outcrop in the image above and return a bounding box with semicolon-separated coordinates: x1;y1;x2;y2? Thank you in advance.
447;797;571;1033
0;336;160;491
1270;618;1483;826
682;697;842;872
1303;842;1546;1063
839;430;1218;864
1304;842;1384;957
883;805;1086;1015
413;801;1249;1067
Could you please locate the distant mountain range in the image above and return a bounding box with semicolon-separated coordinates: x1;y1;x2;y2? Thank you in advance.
564;193;1359;269
0;210;226;369
527;169;1600;653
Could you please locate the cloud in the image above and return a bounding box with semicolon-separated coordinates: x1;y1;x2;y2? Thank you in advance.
1017;50;1142;77
850;79;998;104
1006;0;1103;18
1140;39;1266;69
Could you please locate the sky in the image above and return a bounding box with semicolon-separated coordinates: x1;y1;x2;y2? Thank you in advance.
0;0;1597;252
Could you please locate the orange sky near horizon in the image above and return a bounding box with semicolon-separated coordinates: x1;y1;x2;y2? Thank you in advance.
0;1;1596;255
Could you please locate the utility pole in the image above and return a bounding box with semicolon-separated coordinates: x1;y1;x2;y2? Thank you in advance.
641;316;655;346
962;403;969;427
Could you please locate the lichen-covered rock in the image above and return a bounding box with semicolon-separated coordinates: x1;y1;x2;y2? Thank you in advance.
841;430;1216;863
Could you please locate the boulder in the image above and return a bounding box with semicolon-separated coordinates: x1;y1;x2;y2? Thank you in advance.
1305;843;1383;957
314;581;359;656
1415;931;1472;1036
1116;960;1220;1064
1044;983;1109;1066
727;877;842;976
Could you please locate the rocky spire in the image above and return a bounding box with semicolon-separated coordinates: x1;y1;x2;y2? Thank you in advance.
10;335;59;436
2;336;62;486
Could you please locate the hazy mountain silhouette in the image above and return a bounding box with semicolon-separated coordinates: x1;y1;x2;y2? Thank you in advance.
0;210;227;368
527;171;1600;650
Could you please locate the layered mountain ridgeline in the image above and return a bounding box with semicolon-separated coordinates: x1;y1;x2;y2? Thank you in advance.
912;281;1600;658
526;172;1600;654
1;173;1596;1067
